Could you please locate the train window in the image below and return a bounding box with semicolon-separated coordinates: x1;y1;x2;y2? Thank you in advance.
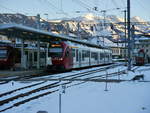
84;50;89;58
65;50;69;57
82;50;86;61
65;48;70;57
72;49;75;57
95;53;98;60
40;52;45;58
139;52;144;57
49;47;63;58
0;49;7;59
100;53;102;60
25;51;28;59
25;51;28;56
34;52;37;61
86;51;90;57
91;52;98;60
49;48;63;52
106;53;109;59
100;53;105;60
76;49;79;61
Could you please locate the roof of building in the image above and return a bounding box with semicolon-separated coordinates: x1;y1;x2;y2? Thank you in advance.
0;23;108;49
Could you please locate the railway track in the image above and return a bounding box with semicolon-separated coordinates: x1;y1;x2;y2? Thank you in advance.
0;63;127;112
19;63;124;81
0;71;54;83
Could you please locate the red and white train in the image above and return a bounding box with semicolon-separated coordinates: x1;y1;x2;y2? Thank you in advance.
48;41;112;70
0;44;17;69
0;43;46;69
0;41;112;70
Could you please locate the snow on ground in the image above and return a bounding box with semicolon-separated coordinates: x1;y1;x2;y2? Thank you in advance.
0;81;40;93
1;65;150;113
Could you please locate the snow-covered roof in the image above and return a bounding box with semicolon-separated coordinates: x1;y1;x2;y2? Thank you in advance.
0;24;107;49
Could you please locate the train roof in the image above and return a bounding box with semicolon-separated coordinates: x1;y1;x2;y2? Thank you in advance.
0;23;109;50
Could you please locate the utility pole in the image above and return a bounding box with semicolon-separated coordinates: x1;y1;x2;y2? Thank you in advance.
104;70;108;91
58;79;62;113
101;10;106;47
37;14;40;69
58;80;66;113
101;10;106;28
131;25;135;56
127;0;131;70
124;10;127;62
77;21;80;40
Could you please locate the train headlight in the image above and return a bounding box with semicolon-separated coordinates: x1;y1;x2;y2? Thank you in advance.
59;58;63;60
3;59;7;61
53;58;63;60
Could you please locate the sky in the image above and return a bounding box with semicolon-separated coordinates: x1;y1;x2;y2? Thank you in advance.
0;0;150;21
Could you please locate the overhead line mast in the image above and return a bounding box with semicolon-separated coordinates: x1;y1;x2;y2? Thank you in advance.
127;0;131;70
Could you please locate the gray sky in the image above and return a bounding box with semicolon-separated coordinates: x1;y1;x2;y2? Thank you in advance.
0;0;150;21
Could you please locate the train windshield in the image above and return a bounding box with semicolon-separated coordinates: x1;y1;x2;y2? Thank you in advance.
0;49;7;59
139;52;144;57
49;48;63;57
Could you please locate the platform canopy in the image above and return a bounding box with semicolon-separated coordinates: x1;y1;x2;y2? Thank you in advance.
0;23;105;49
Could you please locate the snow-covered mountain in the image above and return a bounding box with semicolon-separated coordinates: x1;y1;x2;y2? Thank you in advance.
0;13;150;42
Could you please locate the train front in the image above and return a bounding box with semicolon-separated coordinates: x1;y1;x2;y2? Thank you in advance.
135;49;145;65
49;42;72;71
0;46;12;69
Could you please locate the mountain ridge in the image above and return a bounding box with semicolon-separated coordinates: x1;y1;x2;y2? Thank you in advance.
0;13;150;42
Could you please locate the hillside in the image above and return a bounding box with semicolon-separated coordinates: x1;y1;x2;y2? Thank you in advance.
0;13;150;42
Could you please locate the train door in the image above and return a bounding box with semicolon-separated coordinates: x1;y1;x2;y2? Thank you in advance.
28;52;33;68
27;50;34;69
82;50;86;67
40;52;46;67
75;49;80;68
69;48;73;68
99;50;103;64
64;47;73;69
103;50;106;64
89;50;91;66
91;52;94;65
72;48;76;68
84;50;90;67
100;51;105;64
95;52;98;65
98;51;100;64
79;50;82;67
